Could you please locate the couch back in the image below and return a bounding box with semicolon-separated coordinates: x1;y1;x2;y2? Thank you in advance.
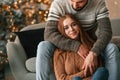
14;18;120;44
19;18;120;36
21;22;46;31
14;22;46;43
13;19;120;57
111;19;120;36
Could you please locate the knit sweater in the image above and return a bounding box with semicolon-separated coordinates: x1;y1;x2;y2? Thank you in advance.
54;49;103;80
44;0;112;55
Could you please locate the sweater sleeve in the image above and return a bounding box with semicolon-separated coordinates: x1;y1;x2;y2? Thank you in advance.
91;17;112;55
91;0;112;55
44;21;80;52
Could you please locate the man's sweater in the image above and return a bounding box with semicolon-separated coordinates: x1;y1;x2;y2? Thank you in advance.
44;0;112;55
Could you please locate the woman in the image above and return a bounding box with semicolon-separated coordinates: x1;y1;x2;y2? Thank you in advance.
53;14;109;80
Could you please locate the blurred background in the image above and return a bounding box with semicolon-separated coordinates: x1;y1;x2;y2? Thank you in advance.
106;0;120;19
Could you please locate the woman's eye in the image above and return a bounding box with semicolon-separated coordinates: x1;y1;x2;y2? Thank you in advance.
71;23;77;27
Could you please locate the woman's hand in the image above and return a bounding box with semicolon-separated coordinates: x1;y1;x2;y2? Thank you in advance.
82;51;99;77
77;44;89;59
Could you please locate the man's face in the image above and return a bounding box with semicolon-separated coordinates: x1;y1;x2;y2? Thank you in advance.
70;0;87;10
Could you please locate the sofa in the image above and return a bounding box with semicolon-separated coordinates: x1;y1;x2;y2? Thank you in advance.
6;19;120;80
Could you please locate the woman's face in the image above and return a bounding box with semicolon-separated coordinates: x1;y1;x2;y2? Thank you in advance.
63;17;80;40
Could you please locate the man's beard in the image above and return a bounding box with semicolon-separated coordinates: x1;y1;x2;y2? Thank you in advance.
72;6;84;11
71;0;88;11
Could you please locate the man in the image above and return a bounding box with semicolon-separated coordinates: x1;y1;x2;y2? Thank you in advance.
36;0;120;80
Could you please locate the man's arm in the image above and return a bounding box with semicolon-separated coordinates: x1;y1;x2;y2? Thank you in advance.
82;17;112;75
44;0;81;52
91;17;112;55
44;21;80;52
91;0;112;55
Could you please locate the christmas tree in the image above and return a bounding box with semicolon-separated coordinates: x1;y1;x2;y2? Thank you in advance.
0;0;52;64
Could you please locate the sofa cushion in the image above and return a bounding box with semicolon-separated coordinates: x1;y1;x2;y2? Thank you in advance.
111;36;120;49
25;57;36;72
14;28;44;58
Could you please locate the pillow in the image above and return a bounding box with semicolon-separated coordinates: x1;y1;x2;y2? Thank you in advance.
14;28;45;58
25;57;36;72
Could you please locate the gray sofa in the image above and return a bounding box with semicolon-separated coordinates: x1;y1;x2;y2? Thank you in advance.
6;19;120;80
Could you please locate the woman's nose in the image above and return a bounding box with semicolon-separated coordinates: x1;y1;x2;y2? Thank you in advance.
69;26;74;31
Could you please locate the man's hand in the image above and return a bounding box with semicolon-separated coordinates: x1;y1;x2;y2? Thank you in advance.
82;51;99;77
77;44;89;59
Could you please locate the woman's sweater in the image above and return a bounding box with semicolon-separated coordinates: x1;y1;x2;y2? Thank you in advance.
54;49;103;80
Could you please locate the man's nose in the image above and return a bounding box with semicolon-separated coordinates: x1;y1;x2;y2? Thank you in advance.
75;3;79;7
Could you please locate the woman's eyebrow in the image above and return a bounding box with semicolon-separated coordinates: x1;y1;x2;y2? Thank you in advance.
63;25;68;28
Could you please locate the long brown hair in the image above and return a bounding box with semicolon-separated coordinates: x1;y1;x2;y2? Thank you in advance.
58;14;95;50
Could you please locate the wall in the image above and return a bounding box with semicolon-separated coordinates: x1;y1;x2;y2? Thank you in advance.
106;0;120;19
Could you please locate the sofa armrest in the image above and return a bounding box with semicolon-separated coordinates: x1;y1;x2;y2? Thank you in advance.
6;41;28;80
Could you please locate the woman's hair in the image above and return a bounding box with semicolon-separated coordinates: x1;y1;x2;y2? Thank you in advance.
58;14;94;50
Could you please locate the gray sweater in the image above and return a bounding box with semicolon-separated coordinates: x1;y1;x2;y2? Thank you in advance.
44;0;112;55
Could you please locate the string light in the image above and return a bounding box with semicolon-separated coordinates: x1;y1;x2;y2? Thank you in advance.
36;0;42;3
18;0;22;4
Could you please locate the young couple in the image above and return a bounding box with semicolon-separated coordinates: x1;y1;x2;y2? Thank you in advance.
53;14;109;80
36;0;120;80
